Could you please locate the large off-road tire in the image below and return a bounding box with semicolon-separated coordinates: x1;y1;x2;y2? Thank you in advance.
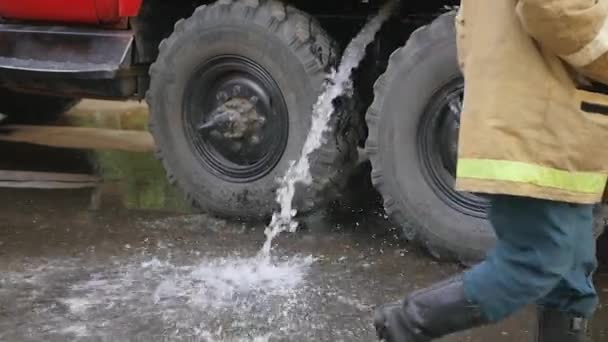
366;13;605;264
0;88;79;124
366;13;488;264
147;0;359;219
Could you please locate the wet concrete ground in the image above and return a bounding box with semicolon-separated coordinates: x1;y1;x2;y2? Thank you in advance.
1;101;607;341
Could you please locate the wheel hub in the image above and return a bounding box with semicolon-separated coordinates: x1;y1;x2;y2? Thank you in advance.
184;56;289;182
200;96;266;139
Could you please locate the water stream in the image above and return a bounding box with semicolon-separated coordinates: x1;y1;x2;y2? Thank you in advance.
262;1;396;256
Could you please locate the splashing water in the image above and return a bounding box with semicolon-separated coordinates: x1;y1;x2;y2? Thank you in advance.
262;1;397;255
153;255;315;309
1;253;320;340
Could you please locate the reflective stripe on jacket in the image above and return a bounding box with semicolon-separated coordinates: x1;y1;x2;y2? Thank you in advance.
455;0;608;204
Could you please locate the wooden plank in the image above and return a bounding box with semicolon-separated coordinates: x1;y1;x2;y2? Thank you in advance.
0;170;100;182
0;181;98;189
0;170;100;189
0;125;155;152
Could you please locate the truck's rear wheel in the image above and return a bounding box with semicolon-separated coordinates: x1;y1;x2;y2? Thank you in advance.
148;0;359;219
367;13;605;264
366;13;491;264
0;88;79;124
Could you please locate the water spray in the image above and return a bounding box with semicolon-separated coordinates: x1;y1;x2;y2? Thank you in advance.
261;0;398;256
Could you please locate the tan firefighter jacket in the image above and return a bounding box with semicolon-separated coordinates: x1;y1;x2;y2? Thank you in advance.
455;0;608;204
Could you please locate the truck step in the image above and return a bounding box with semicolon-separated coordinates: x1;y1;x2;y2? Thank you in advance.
0;24;133;78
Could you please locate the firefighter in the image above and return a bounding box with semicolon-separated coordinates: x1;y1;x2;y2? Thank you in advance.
374;0;608;341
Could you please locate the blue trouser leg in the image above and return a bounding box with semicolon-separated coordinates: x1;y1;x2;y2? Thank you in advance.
463;195;598;322
536;216;599;316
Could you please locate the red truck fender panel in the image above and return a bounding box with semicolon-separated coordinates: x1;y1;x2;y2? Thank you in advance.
119;0;142;17
0;0;142;24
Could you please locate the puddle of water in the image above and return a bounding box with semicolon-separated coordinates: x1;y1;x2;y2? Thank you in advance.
1;205;606;341
0;254;329;341
263;0;397;255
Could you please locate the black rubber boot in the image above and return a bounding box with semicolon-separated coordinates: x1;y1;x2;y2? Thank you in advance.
536;307;588;342
374;276;489;342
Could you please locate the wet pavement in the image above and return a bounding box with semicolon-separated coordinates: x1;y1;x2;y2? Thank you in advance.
1;101;607;341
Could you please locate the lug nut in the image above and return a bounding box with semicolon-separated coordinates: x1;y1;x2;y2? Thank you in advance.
249;96;259;105
232;85;241;96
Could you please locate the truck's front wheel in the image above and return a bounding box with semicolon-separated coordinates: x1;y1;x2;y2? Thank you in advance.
147;0;359;219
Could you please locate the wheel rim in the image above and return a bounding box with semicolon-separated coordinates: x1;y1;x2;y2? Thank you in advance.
417;77;490;218
183;55;289;183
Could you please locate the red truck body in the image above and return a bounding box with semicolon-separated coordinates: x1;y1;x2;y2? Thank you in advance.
0;0;142;24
